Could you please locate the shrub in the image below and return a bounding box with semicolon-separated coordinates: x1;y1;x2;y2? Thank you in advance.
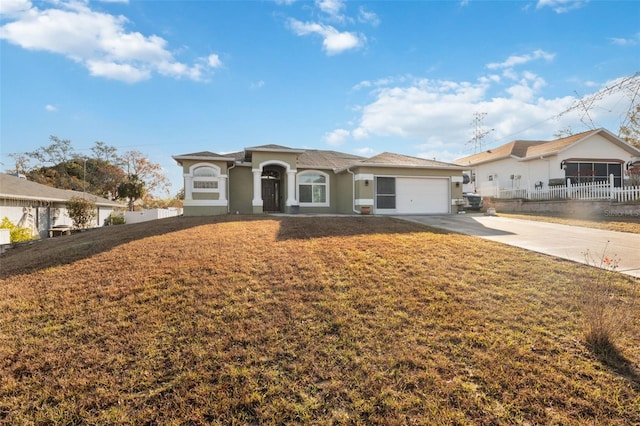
66;196;97;229
107;212;126;225
0;217;33;243
579;247;636;358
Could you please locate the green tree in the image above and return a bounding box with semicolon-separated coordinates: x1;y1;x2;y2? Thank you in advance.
117;174;146;211
65;196;97;229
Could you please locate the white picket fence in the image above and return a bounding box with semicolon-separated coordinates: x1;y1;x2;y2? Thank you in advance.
498;176;640;203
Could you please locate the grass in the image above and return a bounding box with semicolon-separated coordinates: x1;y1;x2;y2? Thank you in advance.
1;216;639;424
498;212;640;234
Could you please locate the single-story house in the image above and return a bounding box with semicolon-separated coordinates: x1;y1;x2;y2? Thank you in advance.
0;173;124;239
173;145;466;216
454;128;640;197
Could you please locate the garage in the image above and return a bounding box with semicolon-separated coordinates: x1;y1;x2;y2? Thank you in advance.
388;177;450;214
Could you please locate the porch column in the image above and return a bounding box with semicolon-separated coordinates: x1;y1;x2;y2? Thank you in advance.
286;170;297;206
252;169;263;206
184;175;193;200
219;176;227;202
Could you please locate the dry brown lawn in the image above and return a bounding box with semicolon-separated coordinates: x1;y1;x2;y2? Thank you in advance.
1;216;638;424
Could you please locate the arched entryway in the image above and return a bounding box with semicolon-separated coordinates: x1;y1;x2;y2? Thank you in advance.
261;166;284;212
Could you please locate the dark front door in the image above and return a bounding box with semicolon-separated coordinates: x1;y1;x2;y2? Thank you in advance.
261;167;282;212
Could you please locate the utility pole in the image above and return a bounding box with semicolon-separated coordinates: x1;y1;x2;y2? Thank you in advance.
468;112;494;153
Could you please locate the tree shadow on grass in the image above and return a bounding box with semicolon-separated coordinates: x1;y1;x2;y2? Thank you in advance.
0;215;443;280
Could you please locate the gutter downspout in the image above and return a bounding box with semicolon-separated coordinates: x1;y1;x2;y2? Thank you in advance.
226;162;236;214
346;168;360;214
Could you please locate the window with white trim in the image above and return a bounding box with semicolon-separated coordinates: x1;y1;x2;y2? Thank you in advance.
192;166;220;193
297;171;329;206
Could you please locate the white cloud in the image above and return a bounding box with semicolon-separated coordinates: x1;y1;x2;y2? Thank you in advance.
357;6;380;26
316;0;345;20
354;146;377;156
609;33;640;46
207;54;222;68
45;104;57;112
250;80;265;89
0;1;221;83
487;49;555;70
333;61;631;162
288;19;364;55
536;0;587;13
323;128;350;146
0;0;31;17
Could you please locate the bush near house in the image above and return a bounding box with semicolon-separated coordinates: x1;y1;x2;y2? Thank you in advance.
0;217;33;243
65;196;97;229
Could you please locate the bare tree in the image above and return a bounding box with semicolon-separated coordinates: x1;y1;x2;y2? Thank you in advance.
7;153;31;175
121;150;170;197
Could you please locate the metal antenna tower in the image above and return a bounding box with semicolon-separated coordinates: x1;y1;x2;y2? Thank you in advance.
468;112;494;153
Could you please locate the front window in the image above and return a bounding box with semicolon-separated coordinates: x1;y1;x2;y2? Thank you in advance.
298;171;329;206
192;166;220;193
564;161;622;187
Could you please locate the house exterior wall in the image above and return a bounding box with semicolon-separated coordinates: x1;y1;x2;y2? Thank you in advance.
229;166;254;214
334;173;357;214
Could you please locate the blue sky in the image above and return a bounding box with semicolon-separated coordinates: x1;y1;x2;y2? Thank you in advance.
1;0;639;196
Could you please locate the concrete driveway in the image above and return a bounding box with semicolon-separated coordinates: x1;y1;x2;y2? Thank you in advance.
398;214;640;279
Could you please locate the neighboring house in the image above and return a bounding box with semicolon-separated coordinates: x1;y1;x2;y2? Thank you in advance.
173;145;466;216
0;173;124;238
454;128;640;197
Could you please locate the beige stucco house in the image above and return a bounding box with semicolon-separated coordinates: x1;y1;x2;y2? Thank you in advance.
173;145;466;216
454;128;640;197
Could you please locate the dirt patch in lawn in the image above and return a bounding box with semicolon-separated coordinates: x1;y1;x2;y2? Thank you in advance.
1;216;638;424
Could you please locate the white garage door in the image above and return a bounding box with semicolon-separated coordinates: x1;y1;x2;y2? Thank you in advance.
396;177;449;214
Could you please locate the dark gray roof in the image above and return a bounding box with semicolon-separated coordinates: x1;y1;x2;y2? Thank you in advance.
0;173;123;207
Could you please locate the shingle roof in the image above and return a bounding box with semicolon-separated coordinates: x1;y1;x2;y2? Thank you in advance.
244;144;305;153
296;150;365;169
361;152;462;169
454;140;544;166
172;151;236;165
523;129;597;158
0;173;123;207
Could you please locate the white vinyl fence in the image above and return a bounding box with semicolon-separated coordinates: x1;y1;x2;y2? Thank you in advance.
498;175;640;203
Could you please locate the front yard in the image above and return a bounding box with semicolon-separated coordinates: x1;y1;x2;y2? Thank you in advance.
0;216;638;424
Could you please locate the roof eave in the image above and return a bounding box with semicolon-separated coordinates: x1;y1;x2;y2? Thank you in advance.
245;147;306;154
172;155;236;163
